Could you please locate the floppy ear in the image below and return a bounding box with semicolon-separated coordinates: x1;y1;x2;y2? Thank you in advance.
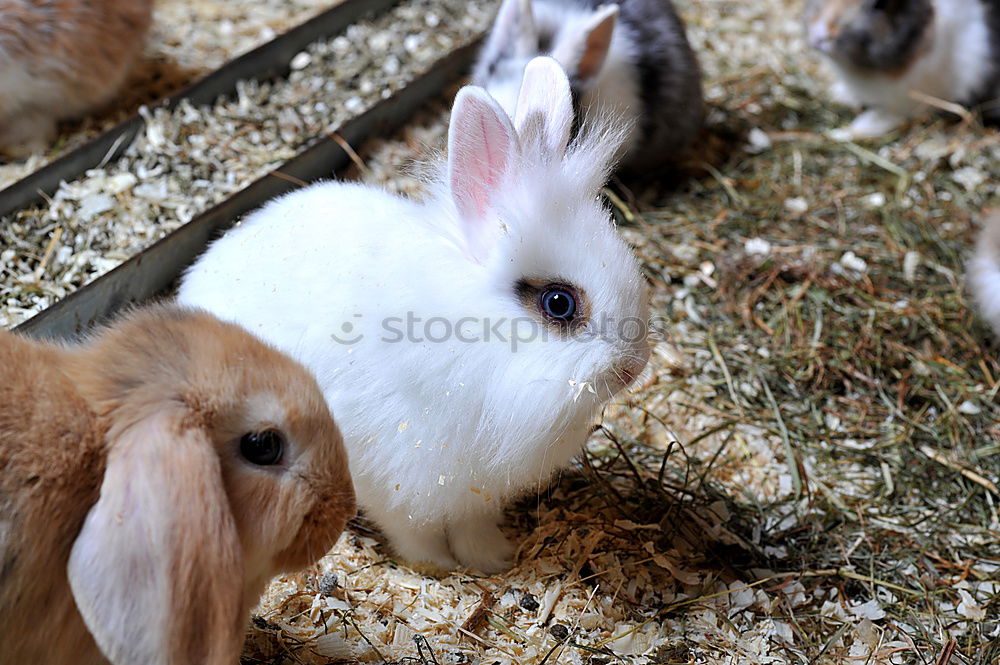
68;410;244;665
562;4;618;84
493;0;538;57
514;56;574;157
448;86;518;263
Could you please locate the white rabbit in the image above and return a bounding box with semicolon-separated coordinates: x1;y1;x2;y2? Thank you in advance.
177;57;650;574
805;0;1000;139
0;305;355;665
969;211;1000;337
472;0;704;169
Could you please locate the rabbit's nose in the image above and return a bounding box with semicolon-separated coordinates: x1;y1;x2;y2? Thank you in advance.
614;351;649;389
617;362;641;387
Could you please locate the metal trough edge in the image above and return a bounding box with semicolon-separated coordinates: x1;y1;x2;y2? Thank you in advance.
0;0;402;219
16;42;479;340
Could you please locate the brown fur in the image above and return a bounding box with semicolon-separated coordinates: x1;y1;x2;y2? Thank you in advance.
0;305;355;665
0;334;107;664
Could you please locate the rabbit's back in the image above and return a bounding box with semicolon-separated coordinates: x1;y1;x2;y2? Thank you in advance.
613;0;703;165
0;331;106;664
547;0;703;166
177;183;451;346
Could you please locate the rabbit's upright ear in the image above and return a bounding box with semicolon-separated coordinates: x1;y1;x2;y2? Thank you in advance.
493;0;538;57
68;410;244;665
556;4;618;85
448;86;518;262
514;56;573;157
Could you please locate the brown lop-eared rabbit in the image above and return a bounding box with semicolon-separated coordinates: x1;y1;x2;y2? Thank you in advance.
0;305;356;665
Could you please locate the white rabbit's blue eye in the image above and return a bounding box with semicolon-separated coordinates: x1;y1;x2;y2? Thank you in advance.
540;287;577;323
240;429;284;466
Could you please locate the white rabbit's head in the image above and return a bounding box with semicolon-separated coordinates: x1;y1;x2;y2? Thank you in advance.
438;57;649;449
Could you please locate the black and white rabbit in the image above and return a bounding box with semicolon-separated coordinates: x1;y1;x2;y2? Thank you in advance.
805;0;1000;138
473;0;704;169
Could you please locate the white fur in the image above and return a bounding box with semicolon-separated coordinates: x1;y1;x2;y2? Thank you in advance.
969;214;1000;338
838;107;908;139
821;0;994;138
178;61;649;573
514;57;574;154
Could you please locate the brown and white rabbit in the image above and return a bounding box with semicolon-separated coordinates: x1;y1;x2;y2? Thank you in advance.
0;0;153;157
969;211;1000;337
0;305;356;665
805;0;1000;139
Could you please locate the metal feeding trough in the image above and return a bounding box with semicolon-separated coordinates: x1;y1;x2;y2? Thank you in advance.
10;4;481;340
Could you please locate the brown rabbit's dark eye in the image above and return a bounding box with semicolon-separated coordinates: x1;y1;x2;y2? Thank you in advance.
539;287;577;323
240;430;284;466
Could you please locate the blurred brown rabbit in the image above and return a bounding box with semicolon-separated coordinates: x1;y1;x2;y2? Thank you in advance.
0;0;153;157
0;305;356;665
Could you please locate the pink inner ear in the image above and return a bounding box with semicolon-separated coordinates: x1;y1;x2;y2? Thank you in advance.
448;89;515;260
450;100;512;218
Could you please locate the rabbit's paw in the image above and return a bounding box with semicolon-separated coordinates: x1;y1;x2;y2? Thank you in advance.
0;114;56;159
449;519;514;575
833;108;904;140
382;516;458;571
829;80;861;108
